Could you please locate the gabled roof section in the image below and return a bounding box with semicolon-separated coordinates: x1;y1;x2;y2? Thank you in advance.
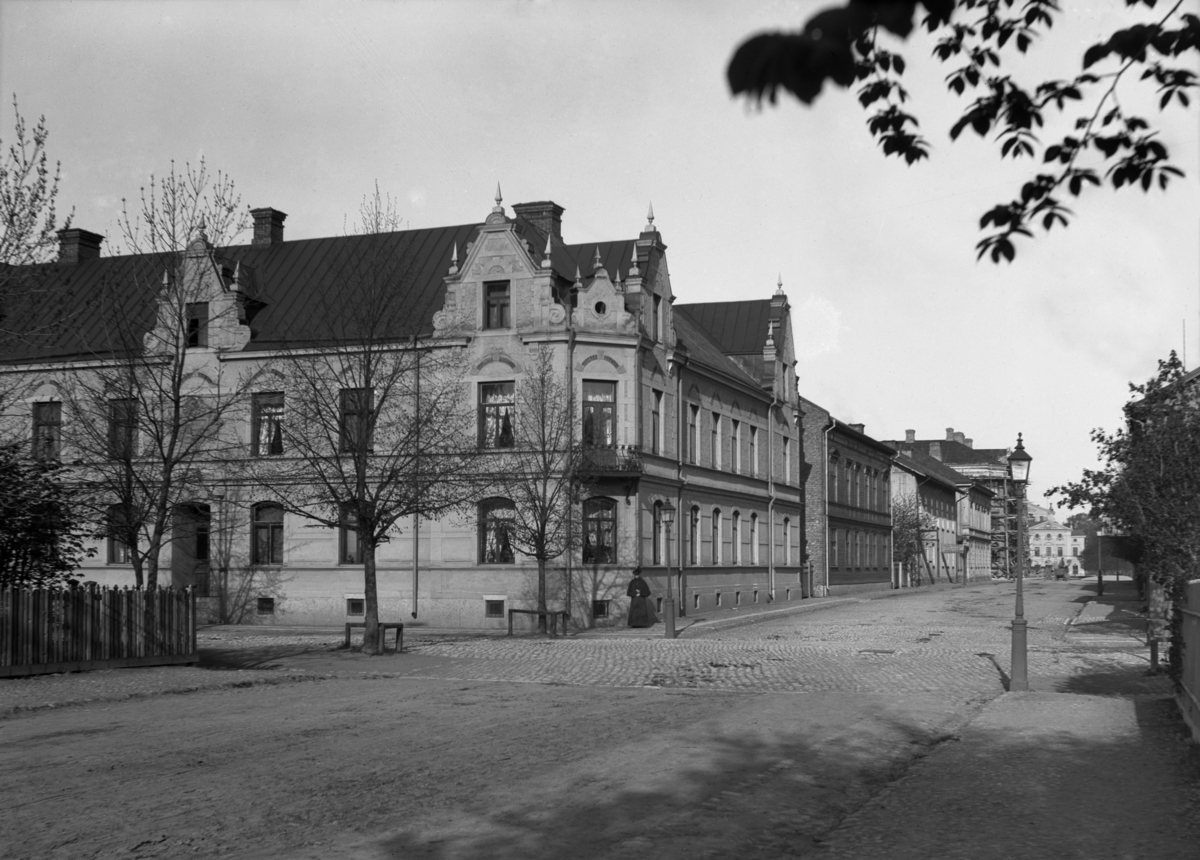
674;299;775;355
672;308;763;391
907;438;1009;467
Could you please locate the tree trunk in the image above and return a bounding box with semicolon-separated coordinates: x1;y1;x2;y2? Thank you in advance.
362;541;380;655
537;558;548;634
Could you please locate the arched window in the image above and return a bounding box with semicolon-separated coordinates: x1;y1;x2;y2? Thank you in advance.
583;497;617;563
653;501;664;566
251;503;284;565
731;511;741;564
781;516;789;566
750;513;759;565
689;506;700;566
479;498;516;564
712;508;722;565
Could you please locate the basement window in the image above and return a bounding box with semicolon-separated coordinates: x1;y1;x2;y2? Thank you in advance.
346;599;365;616
592;599;610;619
485;599;505;619
256;597;275;615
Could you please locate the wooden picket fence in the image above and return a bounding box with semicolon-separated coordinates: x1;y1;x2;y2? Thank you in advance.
1180;579;1200;742
0;585;198;678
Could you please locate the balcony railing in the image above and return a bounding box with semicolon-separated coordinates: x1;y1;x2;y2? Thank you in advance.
578;444;643;475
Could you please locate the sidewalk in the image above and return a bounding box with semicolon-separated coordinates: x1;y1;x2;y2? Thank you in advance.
816;578;1200;860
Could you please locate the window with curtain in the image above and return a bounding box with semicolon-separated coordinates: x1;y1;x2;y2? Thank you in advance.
479;382;515;448
582;497;617;564
689;506;699;565
340;504;364;564
32;401;62;460
581;381;616;447
711;508;722;565
339;388;372;453
479;498;516;564
252;392;285;456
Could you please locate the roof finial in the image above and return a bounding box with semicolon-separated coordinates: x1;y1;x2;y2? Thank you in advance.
645;201;655;232
449;241;459;275
593;246;603;272
574;266;583;288
542;233;552;269
629;245;640;277
766;319;776;347
232;261;241;285
493;183;504;213
775;273;784;295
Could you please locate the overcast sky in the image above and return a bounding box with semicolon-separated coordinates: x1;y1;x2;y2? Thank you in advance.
3;0;1198;515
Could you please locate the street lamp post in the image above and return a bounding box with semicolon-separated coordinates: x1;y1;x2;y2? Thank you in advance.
1007;434;1032;692
662;500;677;640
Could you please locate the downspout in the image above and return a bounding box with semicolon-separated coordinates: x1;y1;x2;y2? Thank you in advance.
673;350;686;615
634;339;643;568
821;418;834;598
767;396;778;602
565;299;576;620
412;337;421;618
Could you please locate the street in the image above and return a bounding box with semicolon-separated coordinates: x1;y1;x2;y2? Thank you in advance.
0;580;1191;859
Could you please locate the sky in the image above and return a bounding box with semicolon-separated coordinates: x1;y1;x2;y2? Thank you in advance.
2;0;1198;515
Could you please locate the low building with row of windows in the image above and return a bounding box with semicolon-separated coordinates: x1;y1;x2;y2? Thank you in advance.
3;193;806;629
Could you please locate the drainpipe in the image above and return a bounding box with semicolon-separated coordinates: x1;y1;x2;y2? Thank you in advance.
672;349;686;614
767;396;778;602
412;337;421;618
565;299;576;620
821;417;834;598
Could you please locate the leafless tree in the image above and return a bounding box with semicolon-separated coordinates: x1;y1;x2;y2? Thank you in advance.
488;344;586;632
58;159;251;590
249;188;483;654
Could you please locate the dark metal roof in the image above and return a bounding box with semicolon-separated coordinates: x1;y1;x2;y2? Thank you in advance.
672;305;765;391
2;216;645;363
673;299;774;355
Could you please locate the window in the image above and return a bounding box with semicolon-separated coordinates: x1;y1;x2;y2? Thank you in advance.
346;598;365;616
480;382;515;448
711;508;721;565
195;515;210;563
782;437;791;483
652;295;662;341
688;405;699;464
1034;547;1041;557
186;302;209;348
749;426;758;477
592;599;611;619
731;420;741;473
1072;547;1079;557
256;597;275;615
107;505;133;564
339;388;372;453
711;412;721;469
750;513;759;565
829;457;838;503
731;511;741;564
252;392;285;456
1057;547;1063;557
715;592;723;607
31;401;62;460
653;501;664;565
108;398;137;458
251;503;284;565
340;505;364;564
582;381;616;447
583;497;617;564
689;506;700;566
782;516;790;565
485;599;506;618
651;390;663;455
484;281;510;329
479;498;516;564
830;528;838;568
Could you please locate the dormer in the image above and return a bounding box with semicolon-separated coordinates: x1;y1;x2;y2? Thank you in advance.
623;203;674;349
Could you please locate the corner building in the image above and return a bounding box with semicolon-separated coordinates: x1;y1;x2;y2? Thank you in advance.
3;194;804;629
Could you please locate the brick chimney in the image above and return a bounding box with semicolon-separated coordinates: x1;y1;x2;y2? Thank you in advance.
905;429;916;443
250;208;287;246
512;201;564;243
964;438;973;449
945;427;955;441
954;431;966;445
57;228;104;265
929;442;943;461
849;423;865;434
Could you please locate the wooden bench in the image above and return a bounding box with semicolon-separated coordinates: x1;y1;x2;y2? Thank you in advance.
507;609;570;636
344;622;404;653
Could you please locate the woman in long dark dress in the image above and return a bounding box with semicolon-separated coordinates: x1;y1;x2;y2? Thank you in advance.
627;567;658;628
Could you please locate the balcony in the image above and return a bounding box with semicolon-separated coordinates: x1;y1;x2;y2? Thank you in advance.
577;444;644;476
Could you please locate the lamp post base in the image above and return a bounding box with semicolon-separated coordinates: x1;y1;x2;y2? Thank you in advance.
1010;616;1029;691
662;596;676;640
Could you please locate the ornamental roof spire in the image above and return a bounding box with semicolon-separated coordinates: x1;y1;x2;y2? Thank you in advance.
542;233;552;269
493;183;503;213
776;273;784;295
449;242;459;275
644;201;655;232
